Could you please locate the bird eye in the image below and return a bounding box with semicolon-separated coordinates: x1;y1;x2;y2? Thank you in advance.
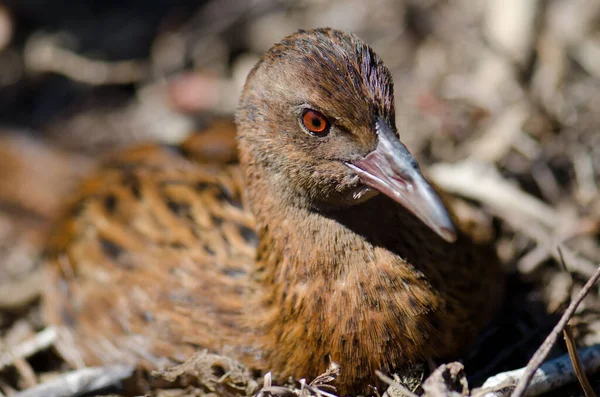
301;109;330;136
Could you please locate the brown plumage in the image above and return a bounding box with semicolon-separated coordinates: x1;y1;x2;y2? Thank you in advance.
43;28;504;395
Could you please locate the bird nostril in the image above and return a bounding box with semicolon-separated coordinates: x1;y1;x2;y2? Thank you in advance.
390;175;408;188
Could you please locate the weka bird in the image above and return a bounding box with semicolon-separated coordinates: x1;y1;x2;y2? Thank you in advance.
43;28;504;395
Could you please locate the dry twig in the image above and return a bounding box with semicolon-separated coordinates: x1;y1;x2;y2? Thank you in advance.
13;365;134;397
0;328;57;371
477;343;600;397
428;161;557;228
504;213;598;278
376;371;418;397
518;219;598;275
511;265;600;396
428;160;598;278
24;33;150;85
254;372;295;397
299;378;338;397
563;325;596;397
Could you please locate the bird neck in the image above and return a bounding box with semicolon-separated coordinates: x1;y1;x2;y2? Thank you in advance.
243;161;376;282
242;159;451;379
248;181;442;292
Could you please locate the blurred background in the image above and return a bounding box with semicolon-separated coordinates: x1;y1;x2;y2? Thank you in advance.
0;0;598;395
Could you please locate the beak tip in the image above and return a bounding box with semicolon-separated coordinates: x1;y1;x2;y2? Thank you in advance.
439;226;458;243
351;119;460;244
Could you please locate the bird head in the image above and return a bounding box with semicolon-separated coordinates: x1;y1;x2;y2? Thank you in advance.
237;28;456;242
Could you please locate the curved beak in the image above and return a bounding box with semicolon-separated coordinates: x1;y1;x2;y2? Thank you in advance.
345;118;457;243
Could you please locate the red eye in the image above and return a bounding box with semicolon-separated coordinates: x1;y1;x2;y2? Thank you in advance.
301;109;330;136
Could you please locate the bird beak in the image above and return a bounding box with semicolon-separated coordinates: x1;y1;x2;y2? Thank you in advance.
345;118;457;243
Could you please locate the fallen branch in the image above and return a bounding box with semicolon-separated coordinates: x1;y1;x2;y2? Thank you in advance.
476;343;600;397
475;265;600;397
511;264;600;396
13;365;135;397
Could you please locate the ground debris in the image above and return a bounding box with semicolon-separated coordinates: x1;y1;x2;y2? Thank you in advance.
152;351;258;397
422;363;468;397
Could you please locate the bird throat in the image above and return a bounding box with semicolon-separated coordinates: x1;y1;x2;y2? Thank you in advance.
244;169;445;388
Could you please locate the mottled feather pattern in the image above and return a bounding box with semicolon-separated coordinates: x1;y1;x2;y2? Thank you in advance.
44;143;258;368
